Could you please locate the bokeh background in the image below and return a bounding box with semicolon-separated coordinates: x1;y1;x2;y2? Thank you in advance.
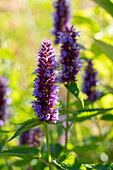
0;0;113;169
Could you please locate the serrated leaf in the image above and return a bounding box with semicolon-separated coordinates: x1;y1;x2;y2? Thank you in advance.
0;146;41;159
85;163;113;170
92;0;113;17
65;82;84;107
70;108;113;122
7;118;41;142
53;153;86;170
93;40;113;61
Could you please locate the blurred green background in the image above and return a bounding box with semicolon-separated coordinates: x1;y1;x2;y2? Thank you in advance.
0;0;113;169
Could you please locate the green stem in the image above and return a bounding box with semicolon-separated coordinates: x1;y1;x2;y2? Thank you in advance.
45;123;52;170
65;90;70;153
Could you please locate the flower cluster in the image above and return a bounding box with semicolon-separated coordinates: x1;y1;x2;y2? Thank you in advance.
58;26;83;84
32;40;59;123
20;128;42;147
82;59;100;102
0;76;7;126
52;0;70;44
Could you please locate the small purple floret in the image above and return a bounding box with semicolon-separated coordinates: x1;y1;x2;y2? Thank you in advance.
32;40;59;123
59;26;83;83
52;0;70;44
82;59;100;102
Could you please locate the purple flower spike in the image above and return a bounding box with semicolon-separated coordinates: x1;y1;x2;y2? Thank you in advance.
32;40;59;123
20;128;42;147
59;26;83;83
82;59;100;102
0;76;7;127
52;0;70;44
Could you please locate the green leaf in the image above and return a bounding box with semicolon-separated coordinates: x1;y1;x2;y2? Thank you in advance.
59;109;74;115
71;92;108;108
0;146;41;159
53;153;86;170
101;114;113;121
92;0;113;17
7;118;41;142
50;144;63;158
85;163;113;170
0;130;10;133
93;40;113;61
70;108;113;122
12;159;32;167
65;82;84;107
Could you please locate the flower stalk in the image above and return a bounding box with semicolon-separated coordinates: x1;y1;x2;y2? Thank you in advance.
45;123;52;170
65;89;70;152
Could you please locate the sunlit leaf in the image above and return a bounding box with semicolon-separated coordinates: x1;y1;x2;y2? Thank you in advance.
53;153;86;170
65;82;84;107
85;163;113;170
7;118;41;142
93;0;113;17
0;146;41;159
69;108;113;122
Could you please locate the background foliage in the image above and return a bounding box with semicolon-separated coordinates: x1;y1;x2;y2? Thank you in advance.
0;0;113;169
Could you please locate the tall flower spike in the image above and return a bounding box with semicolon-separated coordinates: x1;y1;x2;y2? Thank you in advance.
82;59;100;102
32;40;59;123
20;128;42;147
52;0;70;45
58;26;83;84
0;76;7;126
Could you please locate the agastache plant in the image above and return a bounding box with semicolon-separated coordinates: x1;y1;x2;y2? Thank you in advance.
58;26;83;84
52;0;70;44
20;128;42;147
0;76;7;127
32;40;59;123
82;59;100;102
32;40;59;170
58;25;83;152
